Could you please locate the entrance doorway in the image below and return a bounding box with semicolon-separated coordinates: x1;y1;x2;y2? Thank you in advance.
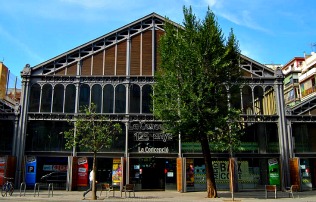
129;158;176;190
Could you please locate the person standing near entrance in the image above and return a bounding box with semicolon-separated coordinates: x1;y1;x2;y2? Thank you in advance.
83;170;94;199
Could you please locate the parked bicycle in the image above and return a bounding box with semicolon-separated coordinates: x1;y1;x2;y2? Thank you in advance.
1;177;14;197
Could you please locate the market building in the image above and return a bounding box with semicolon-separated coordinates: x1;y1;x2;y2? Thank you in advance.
1;13;315;192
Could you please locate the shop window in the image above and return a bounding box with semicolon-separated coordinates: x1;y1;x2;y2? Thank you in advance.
103;84;114;113
64;84;76;113
130;84;140;113
91;84;102;113
115;84;126;113
41;84;52;112
29;83;41;112
142;85;152;113
52;84;64;112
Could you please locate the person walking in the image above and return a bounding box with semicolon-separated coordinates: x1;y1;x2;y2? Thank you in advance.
83;170;94;199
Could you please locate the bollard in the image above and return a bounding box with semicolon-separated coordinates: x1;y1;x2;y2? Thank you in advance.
20;182;26;197
34;183;40;197
48;183;54;197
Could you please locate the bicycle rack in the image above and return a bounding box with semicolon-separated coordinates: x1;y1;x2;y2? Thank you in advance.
48;183;53;197
20;182;26;196
34;183;40;197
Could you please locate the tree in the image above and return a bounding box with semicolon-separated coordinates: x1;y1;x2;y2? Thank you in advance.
153;7;242;198
63;104;122;200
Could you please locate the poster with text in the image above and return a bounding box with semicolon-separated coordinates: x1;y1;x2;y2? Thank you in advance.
112;158;122;185
77;157;88;186
25;156;37;186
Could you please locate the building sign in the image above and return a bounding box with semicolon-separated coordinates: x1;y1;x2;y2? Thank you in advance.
129;122;177;153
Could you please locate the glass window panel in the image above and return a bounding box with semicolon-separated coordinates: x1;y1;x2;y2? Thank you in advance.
52;84;64;112
142;85;152;113
242;85;253;115
103;85;114;113
91;84;102;113
41;84;52;112
130;84;140;113
79;84;90;109
29;84;41;112
115;84;126;113
65;84;76;113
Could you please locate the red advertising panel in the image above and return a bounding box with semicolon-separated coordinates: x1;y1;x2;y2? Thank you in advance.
0;156;5;185
77;157;88;186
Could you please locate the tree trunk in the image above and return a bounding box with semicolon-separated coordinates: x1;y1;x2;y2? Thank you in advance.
199;133;218;198
92;152;97;200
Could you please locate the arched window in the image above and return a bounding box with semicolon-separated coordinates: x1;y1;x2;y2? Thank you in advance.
29;83;41;112
52;84;64;112
230;85;241;110
130;84;140;113
41;84;52;112
254;86;264;115
115;84;126;113
79;84;90;109
242;85;253;115
103;85;114;113
142;85;152;113
65;84;76;113
91;84;102;113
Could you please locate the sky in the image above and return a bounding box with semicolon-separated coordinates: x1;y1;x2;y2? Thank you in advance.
1;0;316;78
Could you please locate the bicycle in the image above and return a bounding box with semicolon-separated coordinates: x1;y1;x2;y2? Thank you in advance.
1;177;14;197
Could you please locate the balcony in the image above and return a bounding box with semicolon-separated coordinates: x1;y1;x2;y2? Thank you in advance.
301;86;316;98
299;67;316;82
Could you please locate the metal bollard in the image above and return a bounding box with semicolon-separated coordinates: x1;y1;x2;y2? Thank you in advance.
34;183;40;197
48;183;54;197
20;182;26;196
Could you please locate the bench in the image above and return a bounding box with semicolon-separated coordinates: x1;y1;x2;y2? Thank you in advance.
285;185;299;198
100;183;114;198
265;185;277;199
121;184;135;198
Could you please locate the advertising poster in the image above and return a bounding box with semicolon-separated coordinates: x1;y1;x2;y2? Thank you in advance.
112;158;122;185
0;157;5;185
268;158;280;186
186;159;194;187
77;157;88;186
25;156;37;186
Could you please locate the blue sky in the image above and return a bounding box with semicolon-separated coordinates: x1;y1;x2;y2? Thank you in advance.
1;0;316;77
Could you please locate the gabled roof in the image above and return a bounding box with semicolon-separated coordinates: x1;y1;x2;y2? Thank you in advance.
31;13;168;75
29;12;276;79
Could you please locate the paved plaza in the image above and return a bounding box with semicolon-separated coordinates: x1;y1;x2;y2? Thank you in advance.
1;189;316;202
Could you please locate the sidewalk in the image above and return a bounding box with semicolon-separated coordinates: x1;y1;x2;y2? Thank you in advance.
1;189;316;202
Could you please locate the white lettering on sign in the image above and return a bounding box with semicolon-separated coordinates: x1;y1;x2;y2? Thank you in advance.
138;147;169;153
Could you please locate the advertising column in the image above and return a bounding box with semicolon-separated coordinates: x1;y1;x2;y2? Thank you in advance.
77;157;88;187
25;156;37;186
268;158;280;187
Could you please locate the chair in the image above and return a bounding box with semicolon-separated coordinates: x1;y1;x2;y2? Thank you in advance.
121;184;135;198
265;185;277;199
285;185;299;198
100;183;114;198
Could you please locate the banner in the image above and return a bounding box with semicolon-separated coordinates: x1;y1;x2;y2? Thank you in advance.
77;157;88;186
25;156;37;186
0;157;5;185
268;158;280;186
112;158;122;185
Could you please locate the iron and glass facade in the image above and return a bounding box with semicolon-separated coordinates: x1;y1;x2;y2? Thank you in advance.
1;13;316;191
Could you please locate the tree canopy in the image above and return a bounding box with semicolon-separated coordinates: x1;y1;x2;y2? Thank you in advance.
153;6;243;197
63;104;121;200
